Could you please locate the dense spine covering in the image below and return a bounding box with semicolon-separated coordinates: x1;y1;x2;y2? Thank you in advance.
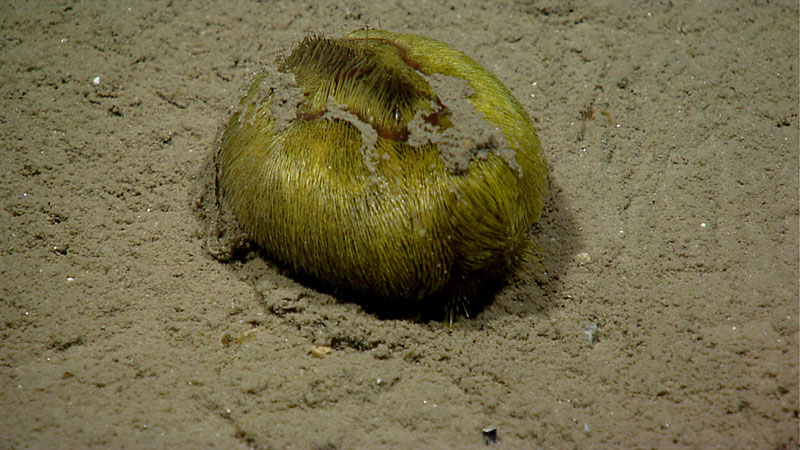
217;30;548;317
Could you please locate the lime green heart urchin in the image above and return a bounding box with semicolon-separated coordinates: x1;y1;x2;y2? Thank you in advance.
215;29;548;318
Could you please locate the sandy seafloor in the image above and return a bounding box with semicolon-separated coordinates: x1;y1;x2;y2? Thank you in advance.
1;1;798;448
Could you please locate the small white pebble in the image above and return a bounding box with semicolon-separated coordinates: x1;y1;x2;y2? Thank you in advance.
583;323;598;343
574;252;591;266
92;76;101;85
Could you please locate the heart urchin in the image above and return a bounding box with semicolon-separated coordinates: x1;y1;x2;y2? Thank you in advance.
209;29;548;319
